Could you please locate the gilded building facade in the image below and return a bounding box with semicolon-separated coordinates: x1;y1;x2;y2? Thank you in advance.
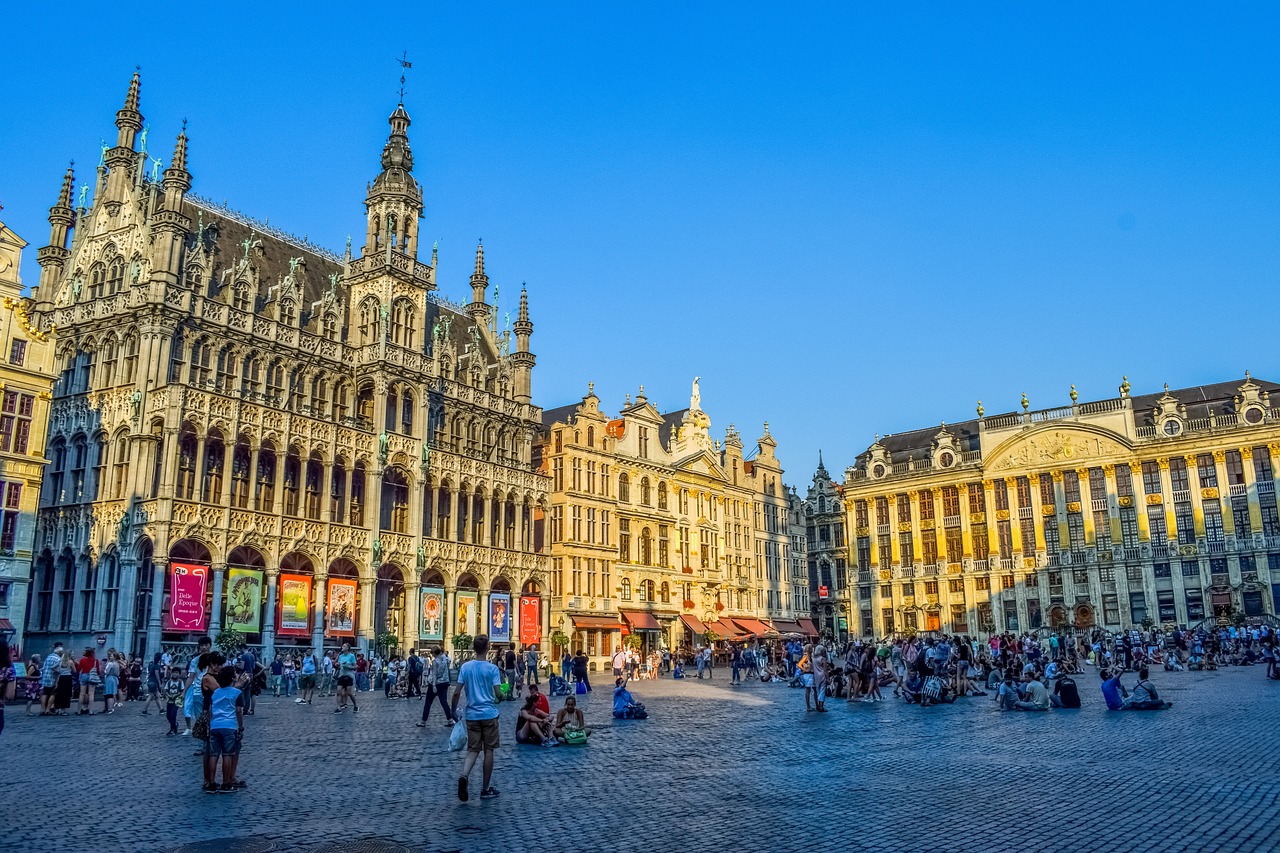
23;73;549;659
534;381;793;666
0;218;57;654
842;376;1280;638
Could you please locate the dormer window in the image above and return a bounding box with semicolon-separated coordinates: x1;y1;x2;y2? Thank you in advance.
280;299;296;327
1162;419;1182;437
233;283;251;312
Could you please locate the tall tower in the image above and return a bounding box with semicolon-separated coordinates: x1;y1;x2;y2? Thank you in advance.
511;287;535;403
35;164;76;296
103;70;143;210
149;125;192;287
362;104;422;258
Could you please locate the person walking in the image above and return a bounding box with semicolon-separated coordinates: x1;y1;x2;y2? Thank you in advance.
297;649;319;705
101;650;121;713
39;642;64;716
335;643;359;713
405;650;423;698
182;636;213;735
418;646;455;727
451;634;503;801
23;654;42;716
142;653;165;715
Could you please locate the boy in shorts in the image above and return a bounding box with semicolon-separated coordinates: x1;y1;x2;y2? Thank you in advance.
451;634;503;801
204;666;246;793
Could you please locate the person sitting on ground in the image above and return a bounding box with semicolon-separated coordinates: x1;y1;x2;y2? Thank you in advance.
612;676;645;719
996;672;1021;711
902;670;924;704
553;695;590;742
1123;667;1172;710
1099;668;1128;710
514;693;553;746
1050;672;1080;708
1014;672;1050;711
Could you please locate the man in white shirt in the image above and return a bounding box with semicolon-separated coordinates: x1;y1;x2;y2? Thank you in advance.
611;648;626;680
451;635;503;802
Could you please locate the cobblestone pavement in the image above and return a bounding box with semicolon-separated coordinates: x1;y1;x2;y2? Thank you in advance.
2;665;1278;853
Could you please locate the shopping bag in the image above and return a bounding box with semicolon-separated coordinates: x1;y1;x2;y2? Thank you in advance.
575;680;587;695
448;718;468;751
499;682;512;698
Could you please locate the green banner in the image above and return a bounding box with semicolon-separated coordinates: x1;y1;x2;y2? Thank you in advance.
225;568;265;634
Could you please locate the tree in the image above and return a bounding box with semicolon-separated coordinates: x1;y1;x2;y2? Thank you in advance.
703;629;720;645
549;629;570;653
623;633;643;650
375;631;400;658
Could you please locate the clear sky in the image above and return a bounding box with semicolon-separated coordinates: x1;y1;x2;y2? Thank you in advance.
2;3;1277;485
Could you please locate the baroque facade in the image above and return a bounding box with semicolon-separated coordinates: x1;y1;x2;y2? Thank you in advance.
534;381;795;665
0;217;56;654
841;376;1280;638
23;73;549;659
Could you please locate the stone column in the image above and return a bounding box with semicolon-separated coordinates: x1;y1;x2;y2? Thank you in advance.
311;573;328;654
405;580;421;652
144;554;168;659
358;577;376;653
443;584;456;653
208;562;227;635
479;586;491;641
114;555;138;653
262;567;279;661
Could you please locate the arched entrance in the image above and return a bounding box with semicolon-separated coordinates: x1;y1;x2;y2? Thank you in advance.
225;545;267;640
276;552;316;647
326;558;360;647
376;563;406;654
455;572;480;641
489;576;513;645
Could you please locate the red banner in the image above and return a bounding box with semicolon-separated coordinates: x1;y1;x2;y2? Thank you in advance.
327;578;357;637
277;573;312;637
163;562;208;632
519;596;541;646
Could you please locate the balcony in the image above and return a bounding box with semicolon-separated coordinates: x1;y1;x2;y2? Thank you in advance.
971;559;989;573
943;514;961;528
1018;506;1034;520
1259;481;1276;496
1203;539;1228;555
1091;498;1108;512
1172;490;1191;504
1228;483;1247;498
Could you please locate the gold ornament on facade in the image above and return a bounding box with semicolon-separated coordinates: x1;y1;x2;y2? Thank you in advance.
1146;494;1162;504
879;570;891;581
971;511;986;523
1241;447;1254;460
1051;470;1064;482
1023;557;1037;568
1201;487;1219;499
1117;496;1133;507
1041;504;1057;516
921;519;936;530
1213;450;1226;462
995;509;1010;521
856;527;870;538
897;521;912;532
1066;501;1081;513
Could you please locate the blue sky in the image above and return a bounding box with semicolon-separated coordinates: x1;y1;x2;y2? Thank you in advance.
2;3;1277;484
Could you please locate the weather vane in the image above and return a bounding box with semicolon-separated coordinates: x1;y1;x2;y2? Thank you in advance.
396;50;412;103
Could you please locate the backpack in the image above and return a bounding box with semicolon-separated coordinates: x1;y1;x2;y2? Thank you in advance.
408;656;422;675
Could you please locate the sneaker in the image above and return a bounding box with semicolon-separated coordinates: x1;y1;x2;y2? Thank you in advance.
181;729;191;736
294;698;306;704
458;777;469;802
334;706;345;713
220;783;236;793
202;783;219;794
415;722;426;727
232;780;247;789
480;786;499;799
166;731;176;737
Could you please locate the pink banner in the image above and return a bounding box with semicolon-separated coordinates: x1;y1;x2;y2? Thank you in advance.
519;596;541;646
163;563;208;632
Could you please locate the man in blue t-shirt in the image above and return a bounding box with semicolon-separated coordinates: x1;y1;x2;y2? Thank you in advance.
1099;669;1127;710
451;634;503;802
613;676;642;718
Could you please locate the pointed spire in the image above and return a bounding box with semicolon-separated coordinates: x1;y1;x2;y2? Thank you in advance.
517;286;530;323
56;162;75;209
431;240;438;267
474;240;485;276
817;449;827;475
170;120;189;172
123;67;141;113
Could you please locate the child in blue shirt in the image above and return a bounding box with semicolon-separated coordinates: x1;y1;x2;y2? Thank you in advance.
205;667;245;793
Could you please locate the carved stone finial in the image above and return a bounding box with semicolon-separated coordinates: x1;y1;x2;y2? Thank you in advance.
587;381;594;396
1070;383;1078;404
976;400;985;418
1021;392;1030;412
1119;375;1130;396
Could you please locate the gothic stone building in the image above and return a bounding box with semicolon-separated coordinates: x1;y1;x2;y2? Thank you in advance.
24;73;550;660
841;376;1280;638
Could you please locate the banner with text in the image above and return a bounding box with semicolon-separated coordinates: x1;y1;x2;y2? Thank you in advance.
456;591;479;638
327;578;357;637
277;574;312;637
420;587;445;641
489;593;511;643
224;568;264;634
163;563;208;633
519;596;541;647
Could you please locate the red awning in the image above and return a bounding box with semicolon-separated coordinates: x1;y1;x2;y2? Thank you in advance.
706;618;743;639
772;620;805;635
797;618;819;636
621;610;661;630
733;618;771;636
571;616;622;630
0;618;14;632
680;614;708;634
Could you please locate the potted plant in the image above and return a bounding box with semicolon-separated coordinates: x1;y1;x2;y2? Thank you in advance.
549;629;570;654
214;628;246;659
375;631;400;659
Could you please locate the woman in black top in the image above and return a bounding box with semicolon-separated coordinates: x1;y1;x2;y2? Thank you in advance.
571;650;591;692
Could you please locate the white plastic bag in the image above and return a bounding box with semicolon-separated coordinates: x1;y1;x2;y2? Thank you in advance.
448;718;468;752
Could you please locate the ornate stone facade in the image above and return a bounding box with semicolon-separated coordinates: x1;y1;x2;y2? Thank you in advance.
534;381;789;665
23;73;549;659
842;376;1280;637
802;454;846;639
0;217;57;654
